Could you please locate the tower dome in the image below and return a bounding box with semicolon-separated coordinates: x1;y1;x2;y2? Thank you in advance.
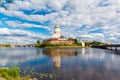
53;25;61;39
55;25;59;28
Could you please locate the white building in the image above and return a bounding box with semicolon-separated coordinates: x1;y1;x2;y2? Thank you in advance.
53;25;61;39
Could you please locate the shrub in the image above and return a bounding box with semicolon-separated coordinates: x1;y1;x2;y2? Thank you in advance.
0;67;20;80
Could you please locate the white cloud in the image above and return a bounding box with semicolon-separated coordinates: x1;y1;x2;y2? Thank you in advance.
46;0;68;11
0;8;59;23
7;0;46;11
0;28;48;44
0;0;120;43
7;0;68;11
5;20;50;30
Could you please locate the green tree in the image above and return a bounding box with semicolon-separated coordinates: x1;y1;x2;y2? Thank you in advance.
35;40;41;47
68;38;78;44
91;41;104;46
85;42;91;46
36;40;41;44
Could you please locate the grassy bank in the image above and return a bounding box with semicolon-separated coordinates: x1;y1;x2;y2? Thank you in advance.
0;67;56;80
0;67;35;80
0;44;11;48
35;43;91;48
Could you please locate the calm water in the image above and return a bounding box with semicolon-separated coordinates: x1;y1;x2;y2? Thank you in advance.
0;47;120;80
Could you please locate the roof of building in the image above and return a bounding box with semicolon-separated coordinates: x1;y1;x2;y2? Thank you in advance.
55;25;59;28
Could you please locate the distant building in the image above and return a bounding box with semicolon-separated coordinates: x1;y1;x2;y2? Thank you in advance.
43;25;74;44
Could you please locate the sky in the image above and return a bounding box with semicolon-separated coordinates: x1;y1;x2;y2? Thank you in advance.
0;0;120;44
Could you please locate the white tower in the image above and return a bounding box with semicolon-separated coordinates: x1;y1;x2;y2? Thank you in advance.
53;25;61;39
80;40;85;47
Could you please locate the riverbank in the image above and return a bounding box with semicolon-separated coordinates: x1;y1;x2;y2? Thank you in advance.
0;67;37;80
0;44;12;48
35;43;91;48
45;46;90;48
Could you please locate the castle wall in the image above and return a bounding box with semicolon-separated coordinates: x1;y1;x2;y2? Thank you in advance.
44;39;74;44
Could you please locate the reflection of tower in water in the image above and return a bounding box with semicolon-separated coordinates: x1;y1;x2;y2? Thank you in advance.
43;48;79;70
82;48;85;54
53;54;61;70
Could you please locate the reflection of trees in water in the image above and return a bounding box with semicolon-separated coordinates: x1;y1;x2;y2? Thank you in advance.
43;48;80;70
75;51;78;56
41;48;120;80
36;48;41;56
43;48;79;57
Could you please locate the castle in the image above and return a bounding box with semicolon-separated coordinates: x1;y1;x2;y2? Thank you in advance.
43;25;74;44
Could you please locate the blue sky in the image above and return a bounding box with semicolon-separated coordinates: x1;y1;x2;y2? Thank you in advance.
0;0;120;44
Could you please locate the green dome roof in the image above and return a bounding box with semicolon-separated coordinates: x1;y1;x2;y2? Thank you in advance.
55;25;59;28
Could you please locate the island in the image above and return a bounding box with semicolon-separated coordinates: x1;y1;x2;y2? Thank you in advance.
35;25;104;48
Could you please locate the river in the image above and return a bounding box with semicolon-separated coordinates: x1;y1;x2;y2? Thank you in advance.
0;47;120;80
